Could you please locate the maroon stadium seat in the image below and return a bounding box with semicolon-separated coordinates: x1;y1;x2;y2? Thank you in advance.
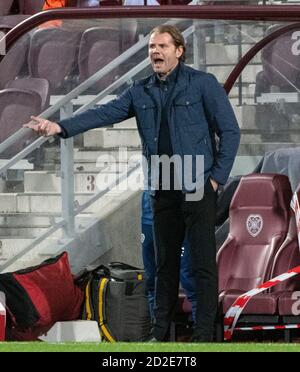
0;88;42;156
0;0;14;16
0;35;30;89
28;28;81;93
5;78;50;111
78;23;137;92
0;14;30;30
18;0;44;15
78;26;122;92
218;174;292;315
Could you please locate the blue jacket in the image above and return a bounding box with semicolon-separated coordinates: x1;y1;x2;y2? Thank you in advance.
59;62;240;193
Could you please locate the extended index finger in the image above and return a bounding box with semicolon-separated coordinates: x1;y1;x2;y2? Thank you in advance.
30;116;45;124
23;122;39;130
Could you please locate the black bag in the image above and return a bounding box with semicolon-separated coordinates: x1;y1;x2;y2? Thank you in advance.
77;262;151;342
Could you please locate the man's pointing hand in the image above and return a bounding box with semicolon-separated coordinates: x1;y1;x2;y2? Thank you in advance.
23;116;62;137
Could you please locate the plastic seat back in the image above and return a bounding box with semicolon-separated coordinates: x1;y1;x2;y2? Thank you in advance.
18;0;44;15
78;26;121;92
0;0;14;16
6;78;50;110
0;89;42;156
218;174;292;293
28;28;81;93
0;35;29;89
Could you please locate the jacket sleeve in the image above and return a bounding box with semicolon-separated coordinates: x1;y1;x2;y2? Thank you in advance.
201;73;241;185
58;87;134;138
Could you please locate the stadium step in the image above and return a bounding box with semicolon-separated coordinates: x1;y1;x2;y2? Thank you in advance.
206;43;260;66
0;189;132;213
43;147;141;172
83;128;141;149
24;169;126;193
0;237;61;263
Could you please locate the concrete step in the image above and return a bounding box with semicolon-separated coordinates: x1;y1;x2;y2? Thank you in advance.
0;184;131;213
24;169;130;193
0;227;49;238
0;237;59;262
0;193;92;213
83;128;141;149
25;150;142;191
44;147;141;165
206;43;260;65
43;147;141;172
209;64;261;84
113;117;137;129
0;238;33;260
0;212;63;240
0;213;100;272
0;180;142;274
0;213;60;227
43;161;141;174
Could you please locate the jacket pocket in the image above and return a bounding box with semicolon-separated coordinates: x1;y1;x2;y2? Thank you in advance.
133;100;156;129
174;95;202;107
174;95;206;129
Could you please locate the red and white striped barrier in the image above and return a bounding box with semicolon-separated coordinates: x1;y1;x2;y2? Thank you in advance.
0;292;6;341
235;324;300;332
223;190;300;341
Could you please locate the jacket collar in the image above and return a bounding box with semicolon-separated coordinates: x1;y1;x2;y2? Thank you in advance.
145;61;189;94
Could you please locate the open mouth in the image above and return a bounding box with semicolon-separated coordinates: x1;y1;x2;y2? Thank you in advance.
153;58;164;65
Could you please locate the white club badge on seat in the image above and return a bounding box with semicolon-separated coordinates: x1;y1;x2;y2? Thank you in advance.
246;215;264;237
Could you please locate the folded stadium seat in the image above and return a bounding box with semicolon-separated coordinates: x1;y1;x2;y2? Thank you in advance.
0;88;43;157
0;0;29;33
0;34;30;89
0;14;30;29
5;78;50;111
17;0;45;15
218;174;292;329
0;0;14;16
28;28;81;94
78;26;124;93
0;25;12;34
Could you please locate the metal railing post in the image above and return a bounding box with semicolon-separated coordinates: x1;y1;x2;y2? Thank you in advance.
193;20;206;72
60;102;75;238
